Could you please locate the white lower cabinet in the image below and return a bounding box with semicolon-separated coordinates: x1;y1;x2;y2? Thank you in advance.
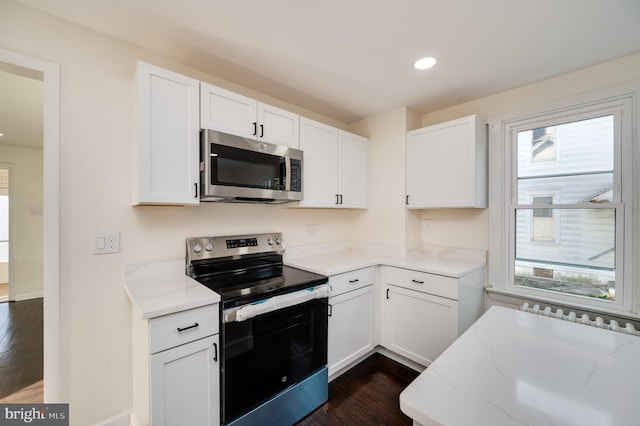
383;285;457;366
132;304;220;426
327;267;376;378
150;335;220;426
381;266;484;367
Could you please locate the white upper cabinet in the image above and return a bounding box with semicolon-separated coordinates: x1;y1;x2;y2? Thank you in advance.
299;117;369;209
298;118;339;207
200;82;299;148
257;103;300;148
133;61;200;206
337;131;369;209
406;114;487;209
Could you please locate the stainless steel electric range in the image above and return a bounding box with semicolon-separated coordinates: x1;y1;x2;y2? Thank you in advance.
186;233;329;426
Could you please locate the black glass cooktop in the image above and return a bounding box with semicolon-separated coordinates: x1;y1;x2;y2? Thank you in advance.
192;261;328;308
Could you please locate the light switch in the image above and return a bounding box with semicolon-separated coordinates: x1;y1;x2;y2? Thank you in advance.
93;232;120;254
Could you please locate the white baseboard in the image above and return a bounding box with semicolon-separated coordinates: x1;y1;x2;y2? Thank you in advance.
375;347;426;373
91;412;132;426
14;291;43;301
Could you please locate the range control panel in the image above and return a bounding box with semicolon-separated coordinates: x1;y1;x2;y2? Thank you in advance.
226;237;258;249
186;233;285;263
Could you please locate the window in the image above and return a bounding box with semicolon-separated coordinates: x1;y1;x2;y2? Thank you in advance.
489;88;636;313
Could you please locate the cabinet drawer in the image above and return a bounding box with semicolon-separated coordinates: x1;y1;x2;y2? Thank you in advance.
149;304;219;354
386;267;458;300
329;267;376;296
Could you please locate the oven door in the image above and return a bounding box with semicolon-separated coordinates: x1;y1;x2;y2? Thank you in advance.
221;297;328;425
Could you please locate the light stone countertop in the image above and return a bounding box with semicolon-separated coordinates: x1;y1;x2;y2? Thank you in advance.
284;243;486;278
124;243;485;319
124;259;220;319
400;306;640;426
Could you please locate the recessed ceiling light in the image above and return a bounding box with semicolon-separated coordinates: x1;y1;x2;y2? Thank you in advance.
414;57;437;70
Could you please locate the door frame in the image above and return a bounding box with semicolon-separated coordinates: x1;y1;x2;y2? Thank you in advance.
0;164;15;301
0;48;61;402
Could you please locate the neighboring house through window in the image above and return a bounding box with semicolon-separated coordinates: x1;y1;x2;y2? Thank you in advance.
531;195;555;243
531;127;556;163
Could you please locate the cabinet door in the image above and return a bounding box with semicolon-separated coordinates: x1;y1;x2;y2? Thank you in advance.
406;114;486;208
298;117;339;207
257;103;299;148
200;82;257;139
134;61;200;205
328;286;375;376
383;285;458;366
150;335;220;426
337;131;369;209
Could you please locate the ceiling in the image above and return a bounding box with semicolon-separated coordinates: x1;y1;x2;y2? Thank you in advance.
7;0;640;125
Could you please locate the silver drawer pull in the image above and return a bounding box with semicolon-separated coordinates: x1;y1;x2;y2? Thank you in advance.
348;279;359;283
177;322;199;332
411;279;424;284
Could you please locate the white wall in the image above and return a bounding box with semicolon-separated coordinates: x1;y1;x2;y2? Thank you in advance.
417;53;640;252
0;2;357;424
350;107;422;249
0;146;43;298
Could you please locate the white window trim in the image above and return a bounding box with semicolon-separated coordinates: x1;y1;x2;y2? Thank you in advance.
488;82;639;316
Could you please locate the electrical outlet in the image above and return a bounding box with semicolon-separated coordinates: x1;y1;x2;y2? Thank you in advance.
422;219;433;234
306;224;318;238
93;232;120;254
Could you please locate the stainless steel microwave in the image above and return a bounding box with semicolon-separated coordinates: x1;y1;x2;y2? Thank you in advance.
200;129;303;203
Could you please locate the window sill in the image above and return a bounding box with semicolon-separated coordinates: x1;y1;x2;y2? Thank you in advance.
485;286;640;323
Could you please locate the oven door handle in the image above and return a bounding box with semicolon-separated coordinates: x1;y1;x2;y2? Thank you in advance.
223;284;331;323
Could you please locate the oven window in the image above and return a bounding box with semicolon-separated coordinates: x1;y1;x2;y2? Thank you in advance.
211;144;286;190
222;298;328;424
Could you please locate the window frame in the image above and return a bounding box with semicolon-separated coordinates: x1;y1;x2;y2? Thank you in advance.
488;85;638;315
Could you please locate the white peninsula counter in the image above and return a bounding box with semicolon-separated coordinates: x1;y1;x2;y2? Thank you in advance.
400;306;640;426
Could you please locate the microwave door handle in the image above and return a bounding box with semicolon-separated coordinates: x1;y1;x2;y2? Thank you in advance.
285;156;292;190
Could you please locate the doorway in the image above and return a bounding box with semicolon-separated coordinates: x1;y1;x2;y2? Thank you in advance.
0;65;44;401
0;49;60;402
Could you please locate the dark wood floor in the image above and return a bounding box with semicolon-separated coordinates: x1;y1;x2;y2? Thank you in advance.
297;353;419;425
0;298;43;399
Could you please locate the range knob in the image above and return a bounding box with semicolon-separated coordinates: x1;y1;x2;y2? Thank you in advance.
275;237;282;245
267;238;274;245
193;243;203;254
205;242;214;252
